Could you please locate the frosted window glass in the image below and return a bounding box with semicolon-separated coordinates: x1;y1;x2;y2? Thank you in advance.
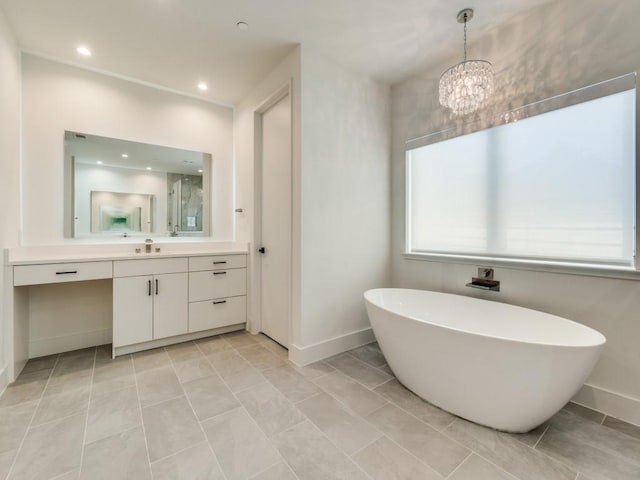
407;88;635;266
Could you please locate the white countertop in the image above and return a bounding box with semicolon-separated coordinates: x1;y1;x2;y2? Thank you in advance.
5;242;249;265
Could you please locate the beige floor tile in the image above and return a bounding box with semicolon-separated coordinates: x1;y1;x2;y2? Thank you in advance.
165;341;203;363
602;416;640;441
80;426;151;479
445;418;576;480
207;350;266;393
262;365;322;403
8;413;85;480
248;462;296;480
314;370;386;417
136;366;183;407
85;386;141;444
50;468;80;479
0;449;17;480
353;436;443;480
237;382;306;437
449;454;517;480
91;356;135;397
132;348;171;373
327;353;392;389
32;386;91;426
237;344;285;370
564;402;606;424
373;379;455;431
151;442;225;480
194;335;232;355
297;392;381;455
260;339;289;359
536;409;640;480
202;407;280;480
173;356;216;384
182;374;239;421
142;396;205;462
366;404;469;477
347;343;387;368
223;331;260;348
20;354;59;375
0;370;50;408
272;421;369;480
0;400;39;454
287;360;335;380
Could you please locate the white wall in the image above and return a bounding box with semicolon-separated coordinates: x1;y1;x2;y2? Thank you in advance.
297;49;390;359
0;7;21;391
21;55;235;245
235;47;302;342
391;0;640;424
74;163;167;236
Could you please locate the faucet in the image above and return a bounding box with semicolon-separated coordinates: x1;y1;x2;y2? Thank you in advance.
170;224;178;237
144;238;153;253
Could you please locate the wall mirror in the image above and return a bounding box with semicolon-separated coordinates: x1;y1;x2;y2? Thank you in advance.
64;131;211;238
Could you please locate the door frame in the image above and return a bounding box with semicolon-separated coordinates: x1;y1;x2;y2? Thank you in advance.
252;81;293;347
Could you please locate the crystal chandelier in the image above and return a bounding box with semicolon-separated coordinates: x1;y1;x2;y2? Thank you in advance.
439;8;494;116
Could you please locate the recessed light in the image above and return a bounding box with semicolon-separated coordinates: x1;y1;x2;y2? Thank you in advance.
76;46;92;57
146;167;152;170
198;169;203;173
236;21;249;31
96;161;103;165
197;82;208;91
121;153;128;158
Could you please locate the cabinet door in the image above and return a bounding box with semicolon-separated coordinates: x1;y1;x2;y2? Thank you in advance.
153;272;188;339
113;275;153;347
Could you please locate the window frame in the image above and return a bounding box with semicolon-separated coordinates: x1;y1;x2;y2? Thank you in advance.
404;73;640;280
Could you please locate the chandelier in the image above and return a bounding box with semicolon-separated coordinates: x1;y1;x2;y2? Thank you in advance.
439;8;494;116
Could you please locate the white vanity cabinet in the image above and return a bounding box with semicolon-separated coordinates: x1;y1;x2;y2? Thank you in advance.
113;257;189;348
188;254;247;333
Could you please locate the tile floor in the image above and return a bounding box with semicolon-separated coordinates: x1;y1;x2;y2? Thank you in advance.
0;331;639;480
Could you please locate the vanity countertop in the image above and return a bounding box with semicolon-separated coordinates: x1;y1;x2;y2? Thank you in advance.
5;242;249;265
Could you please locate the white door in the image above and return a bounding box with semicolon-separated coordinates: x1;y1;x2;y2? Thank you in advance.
259;92;291;347
153;272;188;339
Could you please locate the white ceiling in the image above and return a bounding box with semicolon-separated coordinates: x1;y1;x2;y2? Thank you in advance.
0;0;553;106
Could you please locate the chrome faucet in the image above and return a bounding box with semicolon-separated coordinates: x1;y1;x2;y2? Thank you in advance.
144;238;153;253
170;224;179;237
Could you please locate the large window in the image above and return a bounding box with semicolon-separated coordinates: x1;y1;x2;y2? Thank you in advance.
406;75;636;268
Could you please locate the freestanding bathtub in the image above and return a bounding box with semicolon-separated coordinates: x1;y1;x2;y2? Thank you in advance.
364;288;606;432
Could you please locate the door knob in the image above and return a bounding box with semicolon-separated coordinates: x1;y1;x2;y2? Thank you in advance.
258;247;266;254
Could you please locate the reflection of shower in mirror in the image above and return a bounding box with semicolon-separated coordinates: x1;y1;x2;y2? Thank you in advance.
167;173;203;236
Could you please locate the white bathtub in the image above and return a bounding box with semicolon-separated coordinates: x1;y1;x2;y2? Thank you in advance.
364;288;606;432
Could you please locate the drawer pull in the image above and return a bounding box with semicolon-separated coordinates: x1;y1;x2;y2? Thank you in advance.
213;271;227;276
213;300;227;305
148;280;152;296
213;261;227;265
155;279;159;295
56;271;78;275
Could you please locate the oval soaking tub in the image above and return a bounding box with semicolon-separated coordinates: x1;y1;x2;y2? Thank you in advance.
364;288;606;432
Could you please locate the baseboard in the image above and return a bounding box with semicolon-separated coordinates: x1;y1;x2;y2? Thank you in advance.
289;327;376;366
29;328;113;358
114;324;245;356
0;365;9;397
572;383;640;427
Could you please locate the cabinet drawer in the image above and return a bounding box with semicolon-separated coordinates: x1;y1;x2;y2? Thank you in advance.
189;254;246;272
113;257;188;277
14;261;113;286
189;296;246;333
189;269;246;302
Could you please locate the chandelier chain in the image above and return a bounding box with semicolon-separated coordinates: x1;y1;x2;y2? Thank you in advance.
463;13;467;63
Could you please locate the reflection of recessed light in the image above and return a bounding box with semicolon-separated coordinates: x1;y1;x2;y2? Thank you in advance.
97;161;103;165
76;46;92;56
121;154;128;158
236;21;249;31
146;167;152;170
198;169;203;173
197;82;208;91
